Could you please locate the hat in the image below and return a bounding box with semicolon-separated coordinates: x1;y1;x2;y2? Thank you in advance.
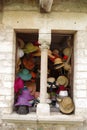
57;76;68;87
59;97;74;114
52;49;59;56
54;58;63;65
48;50;55;59
17;69;32;81
32;49;41;57
23;43;39;54
23;56;35;70
64;63;71;71
17;38;25;49
63;48;71;57
47;77;55;83
15;90;34;106
17;48;24;58
14;77;24;93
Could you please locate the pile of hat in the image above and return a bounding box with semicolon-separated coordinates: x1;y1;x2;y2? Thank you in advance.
47;75;74;114
14;39;41;114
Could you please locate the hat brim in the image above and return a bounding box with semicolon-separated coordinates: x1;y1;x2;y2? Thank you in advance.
55;64;64;69
17;73;32;81
59;102;74;114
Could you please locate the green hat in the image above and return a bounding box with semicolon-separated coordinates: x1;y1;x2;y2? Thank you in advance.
23;43;38;54
17;69;32;81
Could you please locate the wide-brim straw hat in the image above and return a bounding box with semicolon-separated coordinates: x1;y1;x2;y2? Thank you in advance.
17;69;32;81
54;58;63;65
57;75;69;87
59;97;74;114
23;43;39;54
63;47;71;57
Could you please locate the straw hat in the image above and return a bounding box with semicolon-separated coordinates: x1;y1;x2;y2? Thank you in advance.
17;69;32;81
54;58;63;65
63;47;71;57
47;77;55;83
57;76;69;87
23;43;39;54
64;63;71;71
59;97;74;114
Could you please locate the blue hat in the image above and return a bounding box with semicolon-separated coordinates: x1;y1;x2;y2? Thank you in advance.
17;69;32;81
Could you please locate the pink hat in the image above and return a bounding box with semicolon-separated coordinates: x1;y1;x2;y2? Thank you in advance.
14;77;24;93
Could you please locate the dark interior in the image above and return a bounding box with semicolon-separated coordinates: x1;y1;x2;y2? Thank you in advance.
15;31;74;113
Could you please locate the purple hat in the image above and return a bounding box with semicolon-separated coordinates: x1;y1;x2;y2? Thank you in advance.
14;77;24;93
15;89;34;106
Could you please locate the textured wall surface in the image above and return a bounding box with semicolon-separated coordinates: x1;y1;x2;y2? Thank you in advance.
0;1;87;129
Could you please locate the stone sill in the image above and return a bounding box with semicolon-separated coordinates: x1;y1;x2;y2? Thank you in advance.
2;112;84;125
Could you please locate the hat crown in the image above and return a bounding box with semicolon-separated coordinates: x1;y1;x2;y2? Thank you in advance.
22;69;29;75
62;97;73;108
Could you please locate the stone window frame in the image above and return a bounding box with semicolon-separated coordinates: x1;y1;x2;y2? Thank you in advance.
1;29;84;125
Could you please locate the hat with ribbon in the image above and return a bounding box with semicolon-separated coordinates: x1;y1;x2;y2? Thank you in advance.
59;96;74;114
17;69;32;81
23;43;39;54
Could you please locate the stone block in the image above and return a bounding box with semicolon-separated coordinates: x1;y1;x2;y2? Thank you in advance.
76;90;87;98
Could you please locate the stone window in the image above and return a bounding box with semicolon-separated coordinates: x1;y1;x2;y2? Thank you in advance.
14;29;74;115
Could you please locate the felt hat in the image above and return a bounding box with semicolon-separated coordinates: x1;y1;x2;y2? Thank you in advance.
64;63;71;71
63;47;71;57
48;50;55;59
15;89;34;106
23;43;38;54
17;69;32;81
52;49;59;56
59;96;74;114
14;77;24;93
57;76;69;87
32;49;41;57
23;56;35;70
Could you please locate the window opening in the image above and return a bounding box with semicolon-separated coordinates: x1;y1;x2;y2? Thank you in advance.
47;32;74;114
14;30;41;114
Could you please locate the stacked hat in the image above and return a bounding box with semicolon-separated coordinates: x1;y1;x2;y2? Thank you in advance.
59;96;74;114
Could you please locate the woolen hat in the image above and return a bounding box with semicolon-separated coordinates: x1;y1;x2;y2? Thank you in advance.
59;97;74;114
17;69;32;81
